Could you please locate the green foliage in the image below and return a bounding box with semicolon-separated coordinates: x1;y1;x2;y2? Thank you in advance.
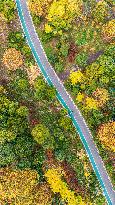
55;62;64;73
9;74;32;101
13;135;35;159
34;76;56;101
31;124;50;145
0;142;16;166
75;52;88;67
104;44;115;58
45;46;59;64
8;31;33;63
0;88;29;143
8;31;25;50
0;0;15;22
92;0;109;23
60;44;69;57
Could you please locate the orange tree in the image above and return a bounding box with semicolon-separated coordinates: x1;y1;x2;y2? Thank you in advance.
3;48;23;70
97;121;115;152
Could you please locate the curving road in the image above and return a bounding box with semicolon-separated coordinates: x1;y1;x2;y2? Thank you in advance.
15;0;115;204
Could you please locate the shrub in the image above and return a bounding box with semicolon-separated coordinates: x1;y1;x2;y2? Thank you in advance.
8;31;25;50
85;97;98;110
55;62;64;73
0;13;8;46
60;44;69;57
45;167;86;205
45;46;58;64
3;48;23;70
75;52;88;67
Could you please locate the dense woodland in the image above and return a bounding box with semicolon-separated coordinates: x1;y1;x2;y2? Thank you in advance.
0;0;115;204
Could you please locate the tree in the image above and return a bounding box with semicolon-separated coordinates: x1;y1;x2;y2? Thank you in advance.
102;19;115;42
93;88;109;108
0;167;39;205
34;76;56;101
0;86;29;144
3;48;23;70
0;0;15;22
0;142;16;167
28;0;52;17
97;121;115;152
85;97;98;110
31;124;50;145
69;70;84;85
92;0;109;23
45;167;86;205
45;0;83;35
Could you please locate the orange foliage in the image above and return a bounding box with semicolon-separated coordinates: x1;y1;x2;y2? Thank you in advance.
3;48;23;70
97;121;115;152
93;88;109;107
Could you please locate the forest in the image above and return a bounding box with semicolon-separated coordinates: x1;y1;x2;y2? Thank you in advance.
0;0;115;204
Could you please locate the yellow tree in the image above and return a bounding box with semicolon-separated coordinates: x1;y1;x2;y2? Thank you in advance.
45;167;86;205
28;0;53;17
3;48;23;70
85;97;98;110
0;167;52;205
0;168;39;204
45;0;83;34
102;19;115;42
97;121;115;152
69;70;84;85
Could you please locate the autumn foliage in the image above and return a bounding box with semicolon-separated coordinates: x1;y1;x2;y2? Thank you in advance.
3;48;23;70
102;19;115;42
97;121;115;152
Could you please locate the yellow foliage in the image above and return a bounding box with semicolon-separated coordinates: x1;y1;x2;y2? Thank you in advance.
45;0;82;34
76;92;84;102
102;19;115;41
45;24;53;33
93;88;109;107
69;70;84;85
28;0;52;17
45;167;86;205
85;97;98;110
0;168;52;205
0;168;39;204
97;121;115;152
3;48;23;70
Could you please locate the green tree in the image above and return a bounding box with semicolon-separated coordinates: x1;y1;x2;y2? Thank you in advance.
0;142;16;167
34;76;56;101
0;86;29;144
0;0;15;22
31;124;50;145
